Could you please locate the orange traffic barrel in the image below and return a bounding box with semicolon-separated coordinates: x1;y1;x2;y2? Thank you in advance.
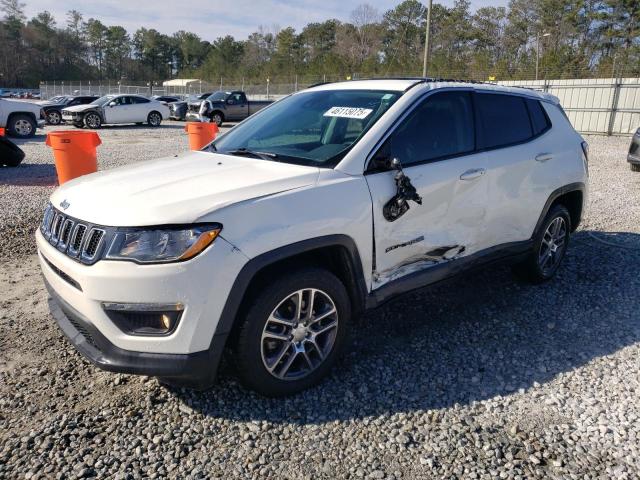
185;122;218;151
45;131;101;184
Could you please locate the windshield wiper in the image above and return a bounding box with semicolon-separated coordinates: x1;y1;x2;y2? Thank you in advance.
223;148;279;161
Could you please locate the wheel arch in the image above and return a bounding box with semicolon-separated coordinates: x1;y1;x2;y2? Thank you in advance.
84;109;104;122
212;235;368;348
210;110;225;121
534;182;585;235
7;111;37;126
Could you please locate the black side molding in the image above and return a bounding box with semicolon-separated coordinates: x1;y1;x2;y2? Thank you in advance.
367;240;532;309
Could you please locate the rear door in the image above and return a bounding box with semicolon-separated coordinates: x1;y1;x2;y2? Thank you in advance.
365;90;491;288
476;93;553;243
130;96;152;122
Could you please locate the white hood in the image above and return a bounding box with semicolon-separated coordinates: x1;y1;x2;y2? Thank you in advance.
63;103;99;113
50;151;320;226
0;98;42;115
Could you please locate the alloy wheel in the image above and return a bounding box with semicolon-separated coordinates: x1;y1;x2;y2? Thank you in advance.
261;288;339;381
86;114;100;129
538;216;567;275
213;114;222;126
14;119;33;136
47;111;61;125
149;113;161;126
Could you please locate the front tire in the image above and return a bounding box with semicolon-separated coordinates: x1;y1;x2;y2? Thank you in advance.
7;114;36;138
630;163;640;172
211;112;223;127
234;268;350;396
84;112;102;129
513;204;571;283
46;110;62;125
147;111;162;127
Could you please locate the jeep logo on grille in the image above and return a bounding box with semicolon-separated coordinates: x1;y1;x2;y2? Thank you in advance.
60;199;70;210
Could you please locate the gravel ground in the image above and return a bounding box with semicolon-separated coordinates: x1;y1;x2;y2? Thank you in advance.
1;130;639;479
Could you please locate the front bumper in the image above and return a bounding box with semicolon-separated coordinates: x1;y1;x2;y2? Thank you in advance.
185;112;204;122
36;228;247;354
628;153;640;165
45;278;224;388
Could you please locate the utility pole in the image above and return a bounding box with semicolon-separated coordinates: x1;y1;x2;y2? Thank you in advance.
535;32;550;81
422;0;432;77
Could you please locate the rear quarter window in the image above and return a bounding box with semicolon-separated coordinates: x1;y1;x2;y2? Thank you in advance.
526;98;551;135
475;93;533;149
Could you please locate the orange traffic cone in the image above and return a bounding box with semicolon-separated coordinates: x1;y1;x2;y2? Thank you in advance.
45;131;101;184
185;122;219;151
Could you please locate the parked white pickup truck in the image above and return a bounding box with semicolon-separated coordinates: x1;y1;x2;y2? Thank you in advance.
0;98;46;138
38;79;588;396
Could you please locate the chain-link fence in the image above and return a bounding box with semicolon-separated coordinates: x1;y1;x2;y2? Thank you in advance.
39;74;640;135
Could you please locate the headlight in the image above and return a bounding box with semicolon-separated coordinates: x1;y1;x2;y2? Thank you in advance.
106;224;222;263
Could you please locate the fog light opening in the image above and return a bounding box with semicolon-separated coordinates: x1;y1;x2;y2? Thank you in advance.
102;303;183;336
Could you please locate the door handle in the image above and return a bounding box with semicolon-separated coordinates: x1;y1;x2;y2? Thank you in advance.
459;168;486;181
535;153;553;162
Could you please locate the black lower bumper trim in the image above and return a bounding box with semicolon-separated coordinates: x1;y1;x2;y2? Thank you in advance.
44;278;224;390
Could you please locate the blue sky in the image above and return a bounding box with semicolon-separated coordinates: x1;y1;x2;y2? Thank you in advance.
23;0;509;40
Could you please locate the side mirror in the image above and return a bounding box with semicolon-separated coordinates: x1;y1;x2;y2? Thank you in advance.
227;99;235;105
108;101;116;107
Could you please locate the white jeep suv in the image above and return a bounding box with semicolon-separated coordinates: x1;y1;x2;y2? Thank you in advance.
38;79;588;396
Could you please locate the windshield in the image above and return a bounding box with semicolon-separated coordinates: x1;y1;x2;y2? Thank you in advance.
207;91;230;102
91;95;116;106
212;89;401;167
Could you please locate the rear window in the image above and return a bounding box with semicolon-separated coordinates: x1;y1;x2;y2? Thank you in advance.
475;93;533;149
526;99;551;135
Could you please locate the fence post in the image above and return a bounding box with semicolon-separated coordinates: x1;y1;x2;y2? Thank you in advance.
220;77;223;90
607;78;622;136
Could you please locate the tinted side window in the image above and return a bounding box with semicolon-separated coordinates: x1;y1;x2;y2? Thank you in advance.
526;99;551;135
475;93;532;149
132;96;150;104
388;91;475;166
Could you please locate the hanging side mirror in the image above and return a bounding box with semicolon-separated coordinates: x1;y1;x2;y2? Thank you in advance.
383;157;423;222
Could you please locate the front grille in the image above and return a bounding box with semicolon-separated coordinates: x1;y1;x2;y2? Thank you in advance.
85;229;104;257
41;205;107;265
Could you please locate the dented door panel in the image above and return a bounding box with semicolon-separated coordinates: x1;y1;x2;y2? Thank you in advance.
366;152;490;289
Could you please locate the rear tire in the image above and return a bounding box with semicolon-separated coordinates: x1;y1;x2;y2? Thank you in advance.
147;111;162;127
7;114;36;138
630;163;640;172
234;268;350;397
84;112;102;129
513;204;571;284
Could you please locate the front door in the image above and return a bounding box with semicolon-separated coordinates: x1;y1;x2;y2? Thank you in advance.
226;92;247;120
104;96;134;124
365;90;491;289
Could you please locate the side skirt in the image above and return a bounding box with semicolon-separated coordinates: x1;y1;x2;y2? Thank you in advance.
366;240;533;309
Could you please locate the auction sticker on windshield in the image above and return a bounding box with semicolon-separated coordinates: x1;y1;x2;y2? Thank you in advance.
324;106;373;119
